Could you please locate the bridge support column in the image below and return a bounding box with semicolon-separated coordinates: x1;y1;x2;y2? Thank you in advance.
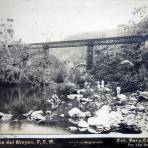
86;44;94;71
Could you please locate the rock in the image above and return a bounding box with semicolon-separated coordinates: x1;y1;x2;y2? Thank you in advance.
78;120;89;128
88;117;100;126
68;118;80;125
109;111;124;128
77;89;86;94
88;127;99;134
128;97;138;105
136;104;145;112
117;94;127;101
67;94;83;100
46;111;52;116
121;108;129;116
23;110;33;117
95;105;111;117
96;125;104;133
139;91;148;100
79;127;88;132
67;126;78;132
60;114;65;117
0;112;4;119
68;108;86;118
120;60;134;66
32;114;46;121
84;111;91;117
81;98;91;102
1;114;12;122
126;105;136;111
31;110;43;117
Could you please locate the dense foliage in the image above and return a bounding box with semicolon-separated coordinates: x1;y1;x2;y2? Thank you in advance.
92;6;148;92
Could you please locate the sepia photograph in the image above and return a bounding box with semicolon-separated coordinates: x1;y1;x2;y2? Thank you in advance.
0;0;148;146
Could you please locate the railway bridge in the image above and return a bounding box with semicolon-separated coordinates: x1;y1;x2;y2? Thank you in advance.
27;34;148;71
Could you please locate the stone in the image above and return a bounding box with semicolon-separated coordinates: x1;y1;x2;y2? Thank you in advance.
126;105;136;111
88;127;99;134
31;110;43;117
67;94;83;100
0;112;4;119
68;108;86;118
46;111;52;115
68;118;80;125
32;114;46;121
95;105;111;117
84;111;91;117
128;97;138;105
79;127;88;132
117;94;127;101
120;60;134;66
109;111;124;128
137;104;145;112
121;108;129;116
96;125;104;133
23;110;33;117
88;117;100;126
60;114;65;117
67;126;78;132
77;89;86;94
139;91;148;100
78;120;89;128
1;114;12;122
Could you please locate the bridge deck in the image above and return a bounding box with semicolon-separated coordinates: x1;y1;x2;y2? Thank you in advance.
29;34;148;49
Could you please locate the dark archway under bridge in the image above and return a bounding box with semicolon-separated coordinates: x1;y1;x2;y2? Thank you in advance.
27;34;148;71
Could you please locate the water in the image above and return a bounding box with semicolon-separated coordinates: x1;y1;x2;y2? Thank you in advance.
0;84;71;134
0;84;58;114
0;121;70;134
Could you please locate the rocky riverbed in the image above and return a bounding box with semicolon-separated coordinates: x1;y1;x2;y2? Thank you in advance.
0;87;148;134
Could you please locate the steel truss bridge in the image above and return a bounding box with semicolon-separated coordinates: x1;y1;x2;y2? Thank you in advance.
27;34;148;70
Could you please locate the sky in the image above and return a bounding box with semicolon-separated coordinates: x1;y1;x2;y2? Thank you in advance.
0;0;147;43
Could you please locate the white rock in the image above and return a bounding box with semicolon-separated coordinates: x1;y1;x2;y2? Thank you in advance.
95;105;111;117
139;91;148;100
127;105;136;111
67;94;83;100
77;89;86;94
68;108;86;118
78;120;89;128
137;105;145;112
79;127;88;132
117;94;127;101
31;110;43;117
46;111;52;115
67;126;78;132
32;114;46;121
88;127;99;134
120;60;134;66
0;112;4;118
88;117;100;126
23;110;33;117
60;114;65;117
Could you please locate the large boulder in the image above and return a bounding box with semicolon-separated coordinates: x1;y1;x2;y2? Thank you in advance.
109;111;124;128
68;108;86;118
78;120;89;128
117;94;127;101
30;110;45;121
31;110;43;117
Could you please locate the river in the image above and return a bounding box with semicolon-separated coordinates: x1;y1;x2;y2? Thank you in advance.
0;84;71;134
